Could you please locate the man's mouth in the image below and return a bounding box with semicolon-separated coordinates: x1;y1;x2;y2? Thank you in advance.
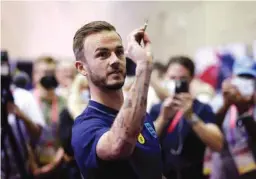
109;70;122;75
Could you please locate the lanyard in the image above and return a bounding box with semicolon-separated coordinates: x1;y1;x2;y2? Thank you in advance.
34;89;59;123
167;111;183;133
166;110;184;155
230;105;237;129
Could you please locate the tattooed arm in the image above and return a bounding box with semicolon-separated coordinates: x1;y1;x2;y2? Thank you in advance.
96;28;153;160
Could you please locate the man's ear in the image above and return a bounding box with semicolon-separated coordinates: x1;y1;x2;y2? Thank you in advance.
75;61;87;76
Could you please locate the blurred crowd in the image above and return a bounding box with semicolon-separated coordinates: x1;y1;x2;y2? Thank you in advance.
1;49;256;179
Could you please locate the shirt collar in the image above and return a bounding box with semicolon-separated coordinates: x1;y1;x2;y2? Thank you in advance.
88;100;119;116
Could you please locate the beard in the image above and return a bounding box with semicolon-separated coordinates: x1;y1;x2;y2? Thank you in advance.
88;68;126;90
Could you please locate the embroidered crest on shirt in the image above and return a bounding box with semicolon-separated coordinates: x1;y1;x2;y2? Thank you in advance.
138;133;145;144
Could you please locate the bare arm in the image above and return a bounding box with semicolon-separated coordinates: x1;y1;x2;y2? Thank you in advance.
180;92;223;152
154;114;223;151
150;77;169;101
189;114;223;152
153;115;169;137
8;103;41;141
96;29;153;160
153;96;177;137
153;93;223;151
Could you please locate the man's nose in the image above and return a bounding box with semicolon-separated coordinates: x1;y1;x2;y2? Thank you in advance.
109;52;120;68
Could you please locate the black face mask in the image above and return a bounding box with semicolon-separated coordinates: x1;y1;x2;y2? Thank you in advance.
40;75;58;90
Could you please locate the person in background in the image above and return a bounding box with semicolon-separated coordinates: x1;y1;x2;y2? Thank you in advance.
150;56;223;179
1;85;45;179
189;78;215;178
31;56;66;178
149;62;215;110
55;60;77;99
12;71;31;90
72;21;162;179
210;57;256;179
67;74;90;119
58;74;89;179
147;62;168;112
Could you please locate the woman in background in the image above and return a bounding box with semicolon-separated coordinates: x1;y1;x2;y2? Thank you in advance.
58;74;90;179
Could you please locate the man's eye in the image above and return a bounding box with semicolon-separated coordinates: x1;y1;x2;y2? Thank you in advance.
116;49;124;57
97;52;109;59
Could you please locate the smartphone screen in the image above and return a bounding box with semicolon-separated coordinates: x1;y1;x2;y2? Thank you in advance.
175;80;189;93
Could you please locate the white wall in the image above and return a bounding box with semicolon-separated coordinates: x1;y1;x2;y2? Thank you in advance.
1;1;256;62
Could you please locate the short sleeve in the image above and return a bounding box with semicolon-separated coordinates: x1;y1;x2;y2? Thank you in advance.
198;103;216;124
71;118;109;171
149;103;162;121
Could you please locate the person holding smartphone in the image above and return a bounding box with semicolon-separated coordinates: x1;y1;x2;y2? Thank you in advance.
149;56;223;179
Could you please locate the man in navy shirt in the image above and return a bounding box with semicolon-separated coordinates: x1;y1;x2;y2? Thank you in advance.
150;56;223;179
71;21;162;179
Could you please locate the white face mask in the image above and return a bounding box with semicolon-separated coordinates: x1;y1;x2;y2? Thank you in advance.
81;90;90;102
197;93;212;104
231;77;255;97
161;79;175;95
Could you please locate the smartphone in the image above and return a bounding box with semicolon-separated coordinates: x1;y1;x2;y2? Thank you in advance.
175;80;189;93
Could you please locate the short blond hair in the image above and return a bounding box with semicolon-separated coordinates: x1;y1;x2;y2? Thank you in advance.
68;74;89;119
34;56;56;65
33;56;57;71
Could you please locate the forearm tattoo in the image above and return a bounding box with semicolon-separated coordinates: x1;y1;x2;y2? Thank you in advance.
110;61;152;155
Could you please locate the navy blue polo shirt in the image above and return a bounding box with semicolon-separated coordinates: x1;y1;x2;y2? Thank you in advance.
72;100;162;179
149;100;215;178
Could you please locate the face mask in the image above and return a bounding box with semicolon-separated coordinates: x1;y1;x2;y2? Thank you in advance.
162;79;175;95
81;90;90;102
40;75;58;90
231;77;255;97
197;93;212;104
